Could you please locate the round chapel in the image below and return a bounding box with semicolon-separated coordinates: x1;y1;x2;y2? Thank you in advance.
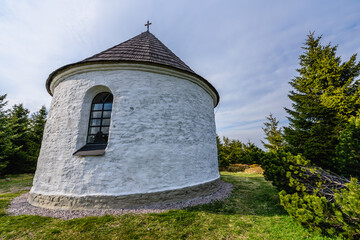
29;29;220;209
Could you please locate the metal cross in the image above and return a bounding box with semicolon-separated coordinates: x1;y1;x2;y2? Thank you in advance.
145;20;152;32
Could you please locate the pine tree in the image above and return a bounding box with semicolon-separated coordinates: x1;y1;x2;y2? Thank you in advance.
0;94;12;175
284;33;360;173
216;135;228;169
261;113;284;152
4;104;32;174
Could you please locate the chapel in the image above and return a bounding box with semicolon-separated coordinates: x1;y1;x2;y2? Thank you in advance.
29;24;220;209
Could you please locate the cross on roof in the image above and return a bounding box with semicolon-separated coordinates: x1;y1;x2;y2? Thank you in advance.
145;20;152;32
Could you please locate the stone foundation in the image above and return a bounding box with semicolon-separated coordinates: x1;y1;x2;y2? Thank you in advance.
28;178;221;210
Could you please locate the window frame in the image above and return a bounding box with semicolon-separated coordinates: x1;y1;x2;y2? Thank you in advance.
73;92;113;156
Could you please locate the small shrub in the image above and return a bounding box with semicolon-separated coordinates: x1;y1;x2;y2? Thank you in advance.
333;178;360;239
217;136;264;170
226;164;249;172
222;164;264;174
260;150;310;193
244;166;264;174
260;148;360;238
249;164;260;168
280;178;360;239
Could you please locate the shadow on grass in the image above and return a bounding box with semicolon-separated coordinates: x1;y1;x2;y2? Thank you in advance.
187;172;287;217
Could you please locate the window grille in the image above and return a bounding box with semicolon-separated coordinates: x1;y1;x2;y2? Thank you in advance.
87;92;113;144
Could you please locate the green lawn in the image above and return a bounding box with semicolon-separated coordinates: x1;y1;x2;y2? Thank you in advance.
0;172;340;239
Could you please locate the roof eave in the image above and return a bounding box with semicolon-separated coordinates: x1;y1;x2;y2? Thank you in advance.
46;60;220;107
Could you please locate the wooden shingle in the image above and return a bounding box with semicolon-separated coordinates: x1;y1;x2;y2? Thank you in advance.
81;31;195;74
45;31;219;106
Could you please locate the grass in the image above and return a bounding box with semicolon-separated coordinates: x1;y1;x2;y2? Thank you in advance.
0;174;33;193
0;172;341;239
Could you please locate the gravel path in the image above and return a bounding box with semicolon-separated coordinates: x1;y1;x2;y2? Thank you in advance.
7;181;233;220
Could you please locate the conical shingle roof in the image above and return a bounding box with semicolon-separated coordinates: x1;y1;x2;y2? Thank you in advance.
46;31;219;106
81;31;195;74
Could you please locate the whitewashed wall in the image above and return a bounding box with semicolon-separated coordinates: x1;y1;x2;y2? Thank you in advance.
31;66;219;197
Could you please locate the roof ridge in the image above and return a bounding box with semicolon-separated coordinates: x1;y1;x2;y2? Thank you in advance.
80;31;195;73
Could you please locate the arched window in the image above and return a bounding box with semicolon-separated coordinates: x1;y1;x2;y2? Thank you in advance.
87;92;113;144
74;92;113;156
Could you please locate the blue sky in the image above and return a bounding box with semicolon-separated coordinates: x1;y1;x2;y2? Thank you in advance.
1;0;360;147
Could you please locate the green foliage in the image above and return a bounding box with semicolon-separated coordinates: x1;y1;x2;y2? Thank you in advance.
280;178;360;239
240;142;264;164
260;32;360;239
0;94;10;174
284;32;360;174
260;150;310;193
279;192;339;236
335;117;360;178
4;104;33;174
217;135;264;169
216;135;230;169
0;95;47;176
333;178;360;239
261;146;359;238
0;95;19;176
262;113;284;152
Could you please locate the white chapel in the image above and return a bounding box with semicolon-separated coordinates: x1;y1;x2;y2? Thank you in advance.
29;25;220;209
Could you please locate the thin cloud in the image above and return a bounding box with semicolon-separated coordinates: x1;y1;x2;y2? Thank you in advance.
1;0;360;147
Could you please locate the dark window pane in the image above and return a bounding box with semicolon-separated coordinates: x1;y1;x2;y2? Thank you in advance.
89;127;100;135
102;111;111;118
101;127;109;134
90;119;101;126
91;111;102;118
92;103;103;110
104;94;113;103
104;103;112;110
87;92;113;144
94;132;107;143
102;119;110;126
93;92;108;103
92;94;102;103
101;134;108;143
87;135;95;143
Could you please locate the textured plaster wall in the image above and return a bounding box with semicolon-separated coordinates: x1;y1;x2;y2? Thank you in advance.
31;68;219;197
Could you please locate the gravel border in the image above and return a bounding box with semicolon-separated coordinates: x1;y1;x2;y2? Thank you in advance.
7;181;233;220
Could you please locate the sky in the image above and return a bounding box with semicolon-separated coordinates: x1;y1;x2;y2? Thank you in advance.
1;0;360;147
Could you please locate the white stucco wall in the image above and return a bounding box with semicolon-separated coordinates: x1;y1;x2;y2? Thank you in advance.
31;65;219;197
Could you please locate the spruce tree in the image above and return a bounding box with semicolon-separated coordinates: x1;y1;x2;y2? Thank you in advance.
335;117;360;178
4;104;32;174
0;94;12;175
284;33;360;173
261;113;284;152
